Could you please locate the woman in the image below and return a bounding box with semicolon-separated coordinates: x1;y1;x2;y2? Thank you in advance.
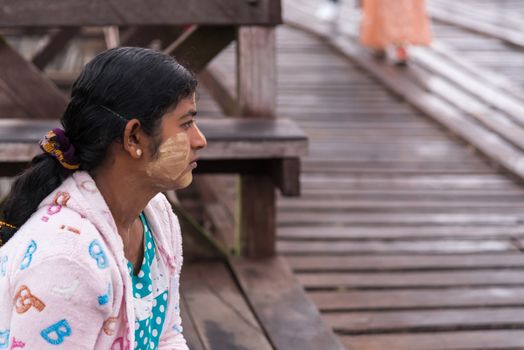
0;47;206;349
360;0;432;65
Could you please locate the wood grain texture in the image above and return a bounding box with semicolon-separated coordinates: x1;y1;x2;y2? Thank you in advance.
311;288;524;310
230;257;346;350
199;65;238;116
328;307;524;333
236;25;279;257
340;330;524;350
237;26;277;118
180;262;272;350
166;26;235;73
120;26;184;49
265;18;524;348
285;253;524;271
32;27;80;70
179;297;205;350
0;0;282;26
0;36;67;119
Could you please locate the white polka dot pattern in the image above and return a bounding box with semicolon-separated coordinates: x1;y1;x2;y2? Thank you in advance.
128;213;169;349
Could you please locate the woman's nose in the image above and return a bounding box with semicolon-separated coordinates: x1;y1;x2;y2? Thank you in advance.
191;124;207;150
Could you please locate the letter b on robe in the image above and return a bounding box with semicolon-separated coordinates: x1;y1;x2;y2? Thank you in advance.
40;319;72;345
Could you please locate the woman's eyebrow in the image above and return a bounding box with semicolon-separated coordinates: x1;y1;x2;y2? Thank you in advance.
178;110;197;119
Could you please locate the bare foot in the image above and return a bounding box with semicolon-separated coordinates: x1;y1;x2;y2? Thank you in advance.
395;46;409;66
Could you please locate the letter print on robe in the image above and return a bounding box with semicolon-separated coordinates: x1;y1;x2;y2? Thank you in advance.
9;337;25;349
98;283;112;306
40;319;72;345
15;285;46;314
20;240;37;270
0;256;7;277
0;329;9;349
89;240;109;269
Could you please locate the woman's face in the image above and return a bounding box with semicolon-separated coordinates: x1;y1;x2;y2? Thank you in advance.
145;93;207;191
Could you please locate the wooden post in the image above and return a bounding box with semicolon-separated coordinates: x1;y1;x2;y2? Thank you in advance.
236;26;277;257
237;27;277;117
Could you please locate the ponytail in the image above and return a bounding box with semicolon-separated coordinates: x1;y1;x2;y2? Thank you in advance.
0;154;68;246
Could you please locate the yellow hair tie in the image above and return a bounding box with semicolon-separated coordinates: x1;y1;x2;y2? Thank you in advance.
0;220;17;229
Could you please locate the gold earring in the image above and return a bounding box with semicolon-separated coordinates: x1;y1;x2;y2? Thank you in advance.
136;149;142;157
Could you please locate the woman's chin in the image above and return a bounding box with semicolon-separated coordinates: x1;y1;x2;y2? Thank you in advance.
172;173;193;190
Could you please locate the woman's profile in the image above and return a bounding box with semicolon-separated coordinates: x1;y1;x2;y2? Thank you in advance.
0;47;206;349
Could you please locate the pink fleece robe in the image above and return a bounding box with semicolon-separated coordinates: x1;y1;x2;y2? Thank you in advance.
0;171;188;349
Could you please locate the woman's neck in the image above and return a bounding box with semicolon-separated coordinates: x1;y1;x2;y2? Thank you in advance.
92;164;155;239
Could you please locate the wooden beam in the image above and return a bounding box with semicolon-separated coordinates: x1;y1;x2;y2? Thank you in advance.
236;26;277;258
180;262;273;350
179;298;205;350
192;177;237;253
199;66;238;116
229;257;346;350
164;25;236;73
0;35;67;119
32;27;80;70
272;158;301;196
103;26;120;49
120;26;185;50
169;198;227;262
0;0;282;27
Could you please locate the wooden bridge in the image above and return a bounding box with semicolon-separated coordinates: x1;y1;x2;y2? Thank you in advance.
272;0;524;348
2;0;524;349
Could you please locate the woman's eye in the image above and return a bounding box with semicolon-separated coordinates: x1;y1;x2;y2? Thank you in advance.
181;119;194;129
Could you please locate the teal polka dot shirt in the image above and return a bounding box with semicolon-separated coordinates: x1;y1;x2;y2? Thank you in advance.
128;213;169;350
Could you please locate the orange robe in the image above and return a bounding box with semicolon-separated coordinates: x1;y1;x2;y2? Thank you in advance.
360;0;432;49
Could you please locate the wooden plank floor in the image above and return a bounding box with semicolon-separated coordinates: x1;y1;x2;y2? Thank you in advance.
270;20;524;350
180;261;273;350
429;3;524;90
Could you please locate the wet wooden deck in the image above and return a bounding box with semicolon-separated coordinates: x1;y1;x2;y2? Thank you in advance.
271;24;524;348
260;0;524;348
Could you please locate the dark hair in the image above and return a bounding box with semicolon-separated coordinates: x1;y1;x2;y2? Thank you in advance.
0;47;197;246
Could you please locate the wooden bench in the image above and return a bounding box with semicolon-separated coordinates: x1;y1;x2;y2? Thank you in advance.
0;117;307;196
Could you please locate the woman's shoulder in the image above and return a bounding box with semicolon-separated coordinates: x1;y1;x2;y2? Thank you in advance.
1;205;114;280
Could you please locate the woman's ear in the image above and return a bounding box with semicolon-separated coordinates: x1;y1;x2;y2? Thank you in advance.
123;119;143;159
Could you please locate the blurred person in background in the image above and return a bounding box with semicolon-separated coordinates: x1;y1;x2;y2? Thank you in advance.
360;0;432;65
315;0;341;22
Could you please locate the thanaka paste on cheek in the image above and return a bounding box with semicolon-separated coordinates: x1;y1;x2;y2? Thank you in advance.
145;133;192;188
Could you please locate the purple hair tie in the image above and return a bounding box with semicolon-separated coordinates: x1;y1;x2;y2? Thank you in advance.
39;128;80;171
